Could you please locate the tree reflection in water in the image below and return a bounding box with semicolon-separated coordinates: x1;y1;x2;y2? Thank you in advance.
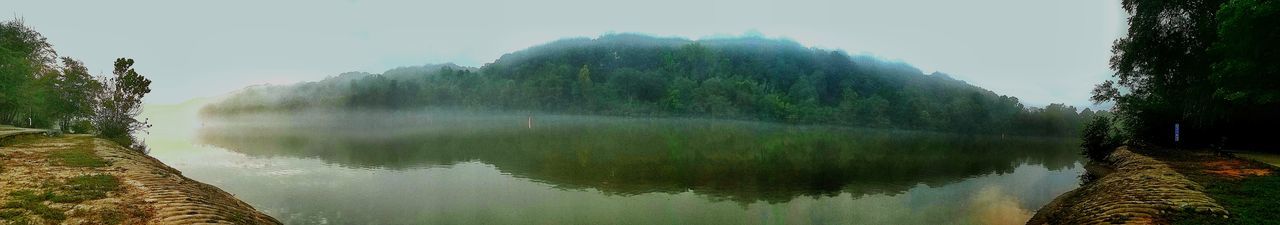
197;111;1081;204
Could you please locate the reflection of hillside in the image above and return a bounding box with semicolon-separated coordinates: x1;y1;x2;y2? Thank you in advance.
197;115;1081;203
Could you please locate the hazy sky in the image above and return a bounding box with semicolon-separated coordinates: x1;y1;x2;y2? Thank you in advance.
9;0;1124;109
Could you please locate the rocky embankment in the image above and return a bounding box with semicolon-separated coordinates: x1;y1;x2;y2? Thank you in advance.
1027;146;1227;224
0;128;280;224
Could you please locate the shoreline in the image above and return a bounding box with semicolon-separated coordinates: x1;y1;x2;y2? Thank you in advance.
1029;146;1279;224
1027;146;1227;224
0;130;279;224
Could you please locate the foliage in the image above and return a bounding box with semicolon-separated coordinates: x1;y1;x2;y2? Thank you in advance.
1094;0;1278;147
1207;0;1280;147
1212;0;1280;106
1081;115;1120;161
93;58;152;151
48;57;102;133
0;19;57;128
203;34;1097;136
0;19;151;151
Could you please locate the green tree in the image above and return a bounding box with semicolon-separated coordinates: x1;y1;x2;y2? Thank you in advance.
577;65;593;104
50;57;102;133
787;74;819;122
0;19;57;126
1094;0;1280;147
1208;0;1280;145
95;58;152;151
1094;0;1228;145
1212;0;1279;105
1081;115;1118;161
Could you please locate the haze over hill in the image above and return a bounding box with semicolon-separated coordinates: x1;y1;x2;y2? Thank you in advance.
203;34;1100;136
7;0;1124;107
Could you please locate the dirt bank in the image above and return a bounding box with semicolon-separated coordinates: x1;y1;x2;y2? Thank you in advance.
1027;146;1227;224
0;132;280;224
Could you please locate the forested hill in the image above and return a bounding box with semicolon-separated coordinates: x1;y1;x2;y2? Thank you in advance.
201;34;1098;136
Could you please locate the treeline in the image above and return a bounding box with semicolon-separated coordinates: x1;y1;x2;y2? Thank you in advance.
1086;0;1279;149
0;19;152;150
203;34;1100;136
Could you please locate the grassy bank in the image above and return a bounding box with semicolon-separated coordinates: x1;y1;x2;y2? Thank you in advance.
0;133;281;224
1136;148;1280;224
0;135;131;224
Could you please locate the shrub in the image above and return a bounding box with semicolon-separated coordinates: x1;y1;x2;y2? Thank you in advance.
68;120;96;134
1081;115;1119;161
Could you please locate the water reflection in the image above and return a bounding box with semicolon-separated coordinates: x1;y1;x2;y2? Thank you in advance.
195;112;1081;204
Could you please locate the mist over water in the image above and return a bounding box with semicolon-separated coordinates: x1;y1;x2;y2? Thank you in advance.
142;107;1083;224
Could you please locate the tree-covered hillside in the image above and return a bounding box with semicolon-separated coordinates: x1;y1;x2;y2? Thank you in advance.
202;34;1097;136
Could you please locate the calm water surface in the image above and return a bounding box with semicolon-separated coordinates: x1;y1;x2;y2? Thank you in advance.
141;108;1082;225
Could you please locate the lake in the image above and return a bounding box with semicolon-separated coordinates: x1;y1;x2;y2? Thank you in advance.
141;108;1083;225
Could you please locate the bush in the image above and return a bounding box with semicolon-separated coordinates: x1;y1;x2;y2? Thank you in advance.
1081;115;1119;161
68;120;95;134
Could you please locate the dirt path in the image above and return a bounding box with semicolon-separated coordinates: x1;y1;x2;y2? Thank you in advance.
0;134;279;224
1027;146;1228;224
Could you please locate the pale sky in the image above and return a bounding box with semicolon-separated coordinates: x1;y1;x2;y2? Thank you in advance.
9;0;1125;109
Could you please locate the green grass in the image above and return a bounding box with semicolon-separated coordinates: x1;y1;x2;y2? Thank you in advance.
0;209;24;219
1171;173;1280;224
0;208;31;225
2;190;65;221
49;141;107;167
0;175;120;223
5;190;52;203
51;175;119;203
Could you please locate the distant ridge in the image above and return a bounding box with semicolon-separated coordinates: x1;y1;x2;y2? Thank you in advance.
202;34;1098;136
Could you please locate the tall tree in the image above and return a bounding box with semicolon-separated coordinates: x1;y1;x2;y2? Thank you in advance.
95;58;152;150
1208;0;1280;145
1094;0;1228;145
0;19;57;125
1212;0;1279;105
51;57;102;133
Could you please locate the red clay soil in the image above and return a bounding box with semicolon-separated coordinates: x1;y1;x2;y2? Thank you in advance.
1200;160;1272;179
